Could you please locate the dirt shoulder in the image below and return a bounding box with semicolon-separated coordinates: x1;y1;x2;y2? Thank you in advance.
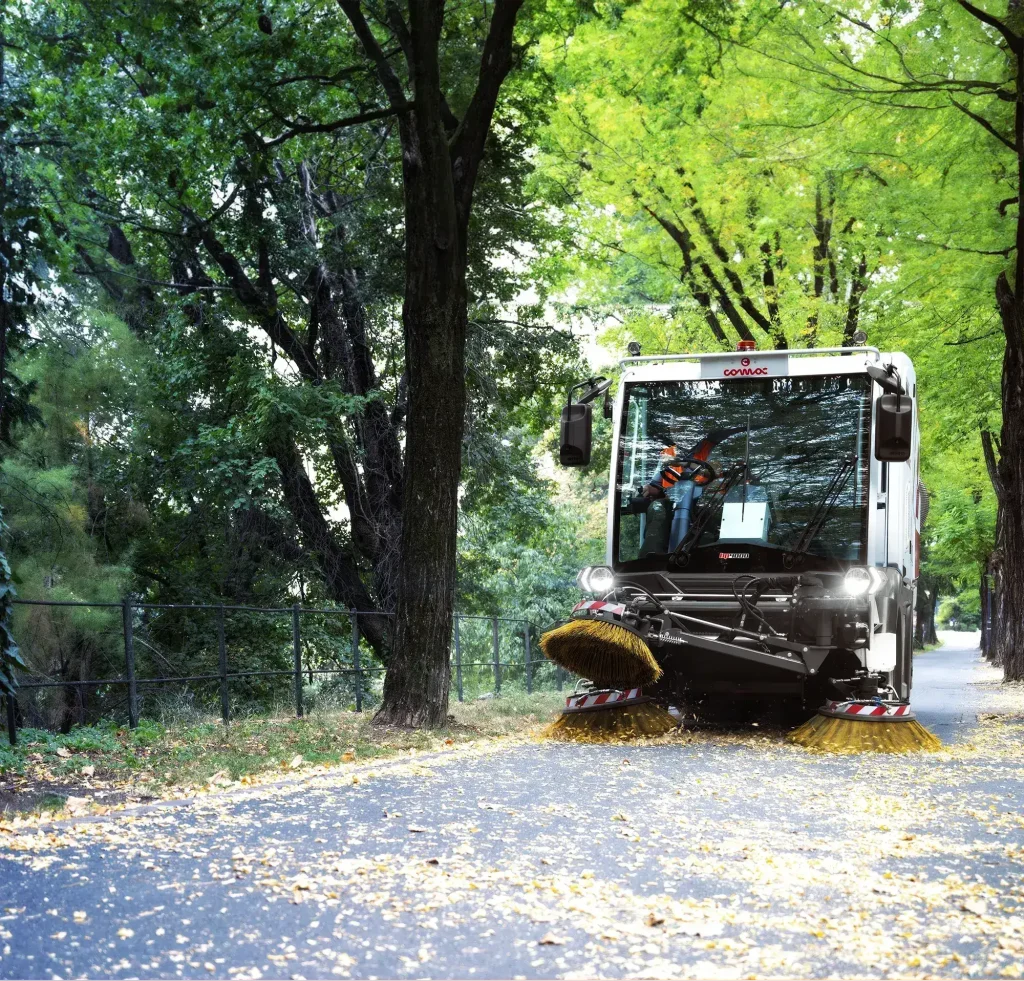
0;691;565;820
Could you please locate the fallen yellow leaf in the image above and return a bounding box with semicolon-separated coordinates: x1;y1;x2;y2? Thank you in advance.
538;932;567;946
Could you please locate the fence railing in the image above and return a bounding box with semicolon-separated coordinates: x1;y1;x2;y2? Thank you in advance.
3;597;566;745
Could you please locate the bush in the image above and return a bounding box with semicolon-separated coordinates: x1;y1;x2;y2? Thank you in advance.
937;590;981;630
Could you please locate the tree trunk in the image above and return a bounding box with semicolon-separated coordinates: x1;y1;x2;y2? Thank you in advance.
925;588;938;646
914;578;939;648
987;526;1007;665
369;7;467;725
978;20;1024;679
374;296;465;726
980;565;992;658
914;583;927;647
338;0;524;726
994;552;1008;667
995;443;1024;679
271;432;393;655
989;25;1024;676
989;265;1024;679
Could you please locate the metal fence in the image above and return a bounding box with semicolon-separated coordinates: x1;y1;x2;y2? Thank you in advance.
2;598;565;745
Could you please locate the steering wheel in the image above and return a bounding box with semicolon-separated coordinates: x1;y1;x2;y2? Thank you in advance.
673;456;717;485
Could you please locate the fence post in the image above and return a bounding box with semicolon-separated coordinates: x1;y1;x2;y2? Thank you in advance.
122;596;139;729
492;616;501;695
556;665;564;692
292;603;303;719
5;691;15;747
217;605;229;726
523;622;532;694
351;609;362;712
454;614;463;702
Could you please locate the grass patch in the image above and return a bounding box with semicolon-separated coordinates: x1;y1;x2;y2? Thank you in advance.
0;690;565;817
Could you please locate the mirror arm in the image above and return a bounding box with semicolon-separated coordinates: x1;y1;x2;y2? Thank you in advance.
865;363;905;396
569;376;613;406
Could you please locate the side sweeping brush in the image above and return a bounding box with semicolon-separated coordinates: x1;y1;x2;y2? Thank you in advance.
544;690;677;743
788;699;942;754
540;618;661;689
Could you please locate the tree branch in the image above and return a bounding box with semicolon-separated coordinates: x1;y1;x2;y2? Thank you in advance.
262;103;413;148
759;238;782;344
645;207;754;343
449;0;526;223
982;428;1004;498
843;255;869;346
957;0;1023;54
337;1;409;109
383;1;459;134
944;329;1002;346
195;225;320;380
673;170;777;339
949;97;1016;151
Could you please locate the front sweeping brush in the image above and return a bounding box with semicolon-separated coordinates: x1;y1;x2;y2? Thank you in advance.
789;699;942;754
540;616;661;689
544;688;678;743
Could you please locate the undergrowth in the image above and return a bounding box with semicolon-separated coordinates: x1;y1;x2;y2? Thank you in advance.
0;691;564;815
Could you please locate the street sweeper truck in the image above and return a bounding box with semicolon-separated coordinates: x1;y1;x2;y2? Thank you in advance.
541;341;940;752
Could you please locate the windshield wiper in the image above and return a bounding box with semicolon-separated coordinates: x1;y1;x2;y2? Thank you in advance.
786;453;857;558
671;464;748;562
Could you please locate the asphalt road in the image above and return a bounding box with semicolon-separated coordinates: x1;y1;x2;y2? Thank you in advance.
2;634;1024;981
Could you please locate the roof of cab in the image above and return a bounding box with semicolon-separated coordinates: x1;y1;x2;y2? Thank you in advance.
619;347;914;385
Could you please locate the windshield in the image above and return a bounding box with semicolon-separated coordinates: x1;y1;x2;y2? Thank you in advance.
616;374;871;571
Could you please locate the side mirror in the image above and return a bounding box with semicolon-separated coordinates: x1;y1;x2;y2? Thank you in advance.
560;402;592;466
875;394;913;462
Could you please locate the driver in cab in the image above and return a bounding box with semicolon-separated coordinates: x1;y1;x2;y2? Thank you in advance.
641;428;744;499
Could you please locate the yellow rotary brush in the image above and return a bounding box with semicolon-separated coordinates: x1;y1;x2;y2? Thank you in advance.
788;699;942;754
539;618;661;690
543;689;677;743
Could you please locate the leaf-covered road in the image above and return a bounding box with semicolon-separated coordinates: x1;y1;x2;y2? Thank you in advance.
3;637;1023;980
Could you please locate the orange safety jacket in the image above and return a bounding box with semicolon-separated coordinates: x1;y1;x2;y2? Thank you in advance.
650;438;717;493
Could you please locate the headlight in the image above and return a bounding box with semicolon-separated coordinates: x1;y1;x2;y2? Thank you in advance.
844;567;885;596
577;565;615;595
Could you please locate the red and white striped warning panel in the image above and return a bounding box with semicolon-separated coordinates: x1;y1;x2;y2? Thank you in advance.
819;699;916;721
572;600;626;617
564;688;643;712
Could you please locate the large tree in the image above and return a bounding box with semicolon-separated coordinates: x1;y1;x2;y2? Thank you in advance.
14;0;571;724
335;0;531;725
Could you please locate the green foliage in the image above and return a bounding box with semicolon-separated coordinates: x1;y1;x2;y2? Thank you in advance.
6;0;583;609
937;590;982;631
460;494;604;627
